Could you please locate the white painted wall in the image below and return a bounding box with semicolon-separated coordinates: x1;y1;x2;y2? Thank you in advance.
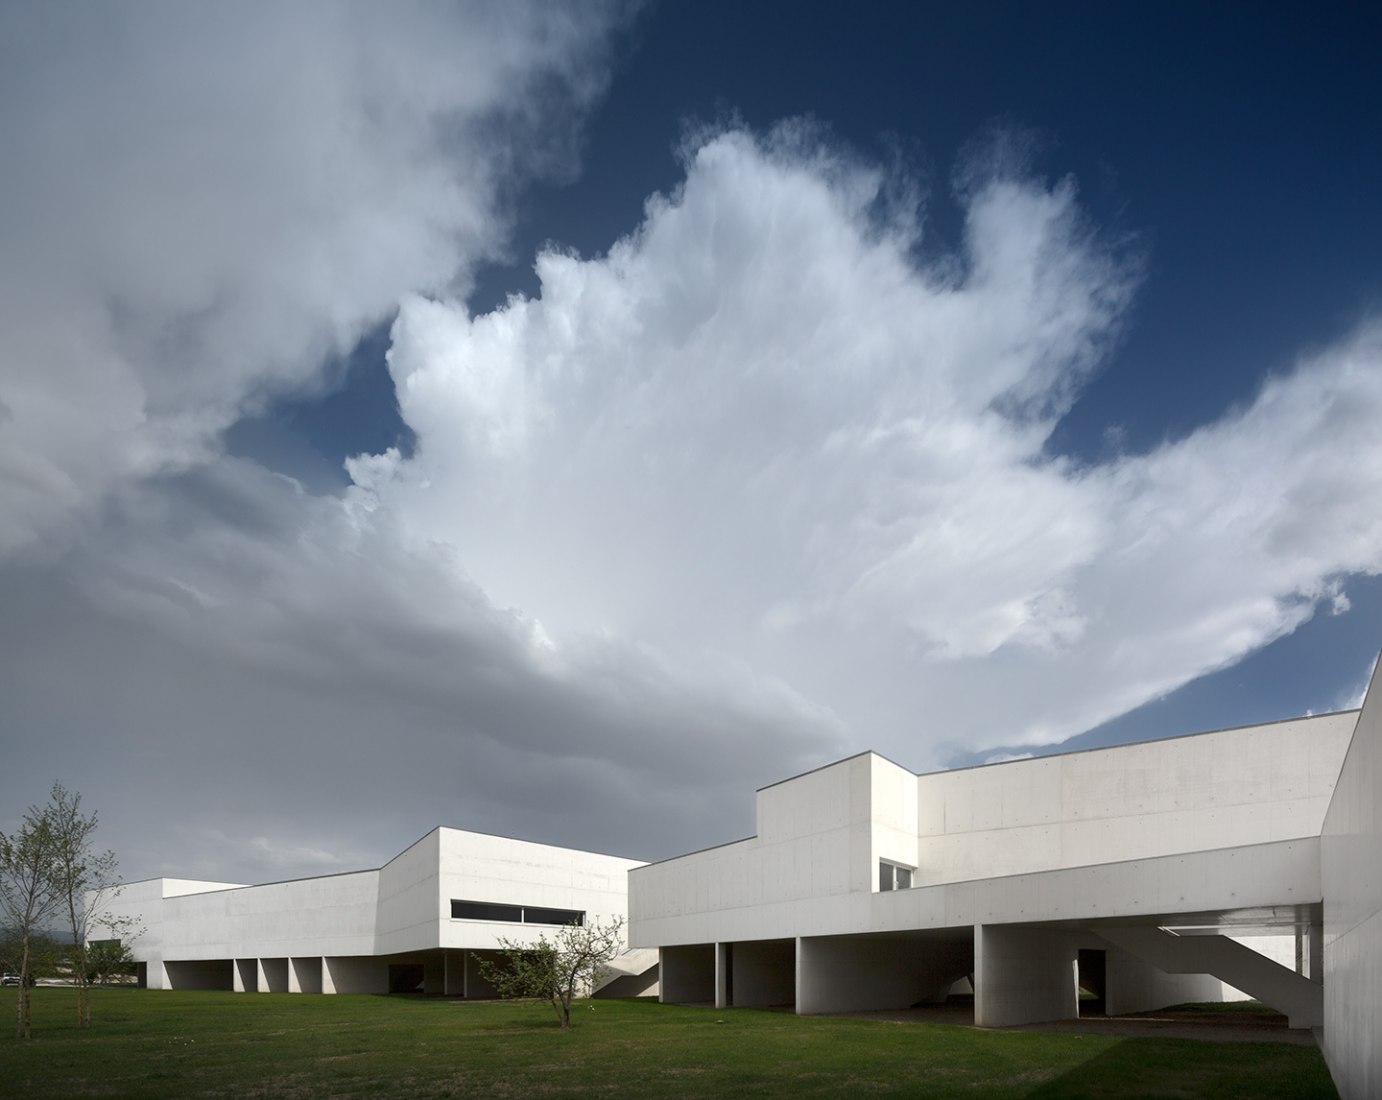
633;755;873;945
435;828;641;950
915;713;1354;886
90;829;641;989
632;715;1349;951
1323;663;1380;1100
975;924;1078;1027
376;829;442;955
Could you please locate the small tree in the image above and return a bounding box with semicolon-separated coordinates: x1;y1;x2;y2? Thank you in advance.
0;803;60;1039
0;926;59;983
83;939;137;986
477;916;624;1029
46;783;123;1027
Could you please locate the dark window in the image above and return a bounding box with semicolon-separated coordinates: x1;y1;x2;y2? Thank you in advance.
451;900;523;922
450;900;586;926
878;860;914;892
523;906;585;926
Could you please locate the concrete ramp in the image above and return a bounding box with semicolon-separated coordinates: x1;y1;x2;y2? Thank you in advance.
594;947;659;998
1096;926;1322;1028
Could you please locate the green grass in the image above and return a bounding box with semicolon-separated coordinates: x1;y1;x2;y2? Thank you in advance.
0;988;1338;1099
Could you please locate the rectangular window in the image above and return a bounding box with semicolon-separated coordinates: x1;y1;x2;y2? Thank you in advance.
522;906;585;926
878;860;915;892
451;900;523;922
450;900;587;926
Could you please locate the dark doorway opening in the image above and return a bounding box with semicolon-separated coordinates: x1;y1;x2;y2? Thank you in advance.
1078;949;1106;1016
388;963;425;993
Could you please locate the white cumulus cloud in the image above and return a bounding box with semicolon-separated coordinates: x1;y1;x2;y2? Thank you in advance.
363;124;1382;763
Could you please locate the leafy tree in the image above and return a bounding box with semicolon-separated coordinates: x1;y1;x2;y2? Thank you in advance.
83;939;137;986
0;926;60;983
46;783;123;1027
0;802;60;1039
477;916;625;1029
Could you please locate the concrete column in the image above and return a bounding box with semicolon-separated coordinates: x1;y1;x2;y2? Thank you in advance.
1308;923;1323;983
794;938;804;1014
288;958;302;993
233;958;260;993
974;924;1079;1028
321;957;336;995
715;942;731;1009
256;958;270;993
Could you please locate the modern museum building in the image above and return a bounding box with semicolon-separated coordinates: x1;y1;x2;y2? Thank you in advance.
95;658;1382;1098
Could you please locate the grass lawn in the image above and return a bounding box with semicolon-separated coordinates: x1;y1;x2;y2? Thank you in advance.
1;988;1338;1099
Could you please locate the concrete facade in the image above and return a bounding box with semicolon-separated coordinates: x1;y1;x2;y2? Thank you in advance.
631;705;1371;1089
1322;658;1382;1099
93;828;654;998
89;660;1382;1098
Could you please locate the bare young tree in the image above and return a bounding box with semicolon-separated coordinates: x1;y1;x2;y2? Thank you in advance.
46;783;123;1028
0;802;60;1039
477;916;625;1029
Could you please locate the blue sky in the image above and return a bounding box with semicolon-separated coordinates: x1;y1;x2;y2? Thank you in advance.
3;1;1380;881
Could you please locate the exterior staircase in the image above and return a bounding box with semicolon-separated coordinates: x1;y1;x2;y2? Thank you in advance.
1095;925;1322;1028
593;947;659;998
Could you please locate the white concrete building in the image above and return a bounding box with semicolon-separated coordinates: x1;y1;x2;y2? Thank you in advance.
92;659;1382;1098
632;660;1382;1099
94;827;655;997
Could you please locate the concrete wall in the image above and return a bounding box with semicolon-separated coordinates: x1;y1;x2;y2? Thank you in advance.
91;829;640;994
290;956;323;994
1102;944;1226;1015
974;924;1078;1027
92;871;382;965
634;820;1326;953
660;944;714;1003
869;755;921;887
164;958;233;991
916;712;1354;887
325;955;388;994
641;756;873;935
1323;662;1380;1100
631;717;1350;954
376;829;442;955
89;877;242;982
729;939;796;1007
436;829;640;951
798;932;971;1015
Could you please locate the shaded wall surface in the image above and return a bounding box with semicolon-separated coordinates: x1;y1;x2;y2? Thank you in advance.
1323;663;1381;1100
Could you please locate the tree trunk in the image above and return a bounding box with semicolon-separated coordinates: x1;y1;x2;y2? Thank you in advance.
68;893;90;1027
16;936;30;1040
